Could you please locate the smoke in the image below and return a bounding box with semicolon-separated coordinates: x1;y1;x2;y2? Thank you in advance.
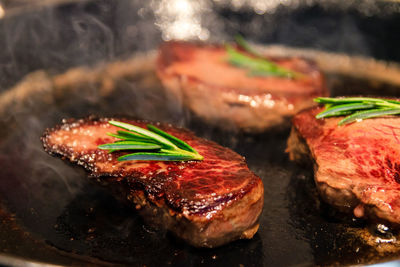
0;0;161;90
0;0;399;91
0;0;399;264
0;0;399;217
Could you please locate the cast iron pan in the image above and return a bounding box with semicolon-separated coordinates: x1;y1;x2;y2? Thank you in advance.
1;0;400;266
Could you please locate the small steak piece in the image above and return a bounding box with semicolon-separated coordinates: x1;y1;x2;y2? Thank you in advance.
42;118;264;247
157;41;327;132
287;106;400;226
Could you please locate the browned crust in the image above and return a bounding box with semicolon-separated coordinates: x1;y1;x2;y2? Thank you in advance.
287;107;400;227
41;116;193;176
41;117;264;247
127;179;264;248
287;122;362;215
286;125;312;164
156;41;327;132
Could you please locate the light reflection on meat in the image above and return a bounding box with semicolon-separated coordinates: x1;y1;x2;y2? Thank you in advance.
288;106;400;227
157;41;327;132
41;117;264;248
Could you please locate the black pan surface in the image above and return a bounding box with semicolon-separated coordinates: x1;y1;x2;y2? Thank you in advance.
1;1;400;266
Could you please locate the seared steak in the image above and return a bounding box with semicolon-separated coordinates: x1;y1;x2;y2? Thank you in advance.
287;106;400;226
157;41;327;132
41;118;264;247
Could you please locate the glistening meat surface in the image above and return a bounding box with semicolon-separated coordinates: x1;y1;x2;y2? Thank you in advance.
41;118;264;247
157;41;327;132
287;107;400;226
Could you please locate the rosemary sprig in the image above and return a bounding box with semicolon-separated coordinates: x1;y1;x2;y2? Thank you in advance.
98;121;203;161
315;97;400;125
226;35;302;79
234;34;262;57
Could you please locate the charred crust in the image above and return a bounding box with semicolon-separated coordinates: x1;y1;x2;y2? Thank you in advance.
41;117;264;247
286;125;313;166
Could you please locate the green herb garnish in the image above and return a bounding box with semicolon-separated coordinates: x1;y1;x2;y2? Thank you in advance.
98;121;203;161
234;34;262;57
315;97;400;125
226;35;302;79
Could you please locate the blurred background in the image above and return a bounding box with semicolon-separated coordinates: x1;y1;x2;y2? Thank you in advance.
0;0;399;90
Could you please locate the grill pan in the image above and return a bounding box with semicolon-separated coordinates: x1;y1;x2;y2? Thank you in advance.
1;0;400;265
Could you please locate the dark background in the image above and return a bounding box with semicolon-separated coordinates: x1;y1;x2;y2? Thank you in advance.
0;0;399;90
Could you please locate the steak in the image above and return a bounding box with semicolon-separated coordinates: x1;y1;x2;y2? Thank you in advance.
41;118;264;247
156;41;327;132
287;106;400;226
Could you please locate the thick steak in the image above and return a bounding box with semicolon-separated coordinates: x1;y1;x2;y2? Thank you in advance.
41;118;264;247
157;41;327;132
287;106;400;226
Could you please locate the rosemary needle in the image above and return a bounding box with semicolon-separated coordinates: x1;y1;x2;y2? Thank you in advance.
226;35;302;79
315;97;400;125
98;121;203;162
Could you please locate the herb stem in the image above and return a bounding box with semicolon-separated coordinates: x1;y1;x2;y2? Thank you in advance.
315;97;400;125
226;35;303;79
98;121;203;162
